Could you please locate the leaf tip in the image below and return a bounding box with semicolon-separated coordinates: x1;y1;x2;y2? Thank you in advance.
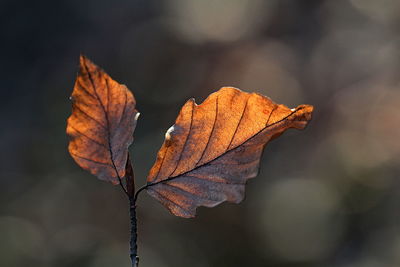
297;104;314;119
78;54;98;72
79;54;87;65
291;104;314;129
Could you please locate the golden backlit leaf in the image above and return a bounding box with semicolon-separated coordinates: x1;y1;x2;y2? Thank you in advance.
66;55;139;185
146;87;313;218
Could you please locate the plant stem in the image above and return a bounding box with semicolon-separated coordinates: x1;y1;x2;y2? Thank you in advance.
124;157;138;266
129;196;139;267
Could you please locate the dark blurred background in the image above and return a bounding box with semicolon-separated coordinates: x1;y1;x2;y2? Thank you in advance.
1;0;400;266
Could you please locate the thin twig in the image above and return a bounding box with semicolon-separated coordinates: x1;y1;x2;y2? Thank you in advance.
129;196;139;267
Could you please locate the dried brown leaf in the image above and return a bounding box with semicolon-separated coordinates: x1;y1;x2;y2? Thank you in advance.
66;55;139;184
146;87;313;218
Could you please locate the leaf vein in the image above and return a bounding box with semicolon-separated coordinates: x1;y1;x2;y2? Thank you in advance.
83;59;121;179
195;95;219;167
169;101;194;177
265;104;278;127
183;175;245;185
150;188;189;212
70;152;110;165
69;124;108;149
76;79;97;100
73;104;107;129
227;95;249;150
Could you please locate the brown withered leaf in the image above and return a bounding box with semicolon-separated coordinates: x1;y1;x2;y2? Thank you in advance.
67;55;139;185
145;87;313;218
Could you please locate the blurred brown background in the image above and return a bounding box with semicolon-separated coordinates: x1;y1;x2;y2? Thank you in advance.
1;0;400;266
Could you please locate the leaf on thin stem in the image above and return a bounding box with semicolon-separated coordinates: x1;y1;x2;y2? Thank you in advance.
66;55;139;185
145;87;313;218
